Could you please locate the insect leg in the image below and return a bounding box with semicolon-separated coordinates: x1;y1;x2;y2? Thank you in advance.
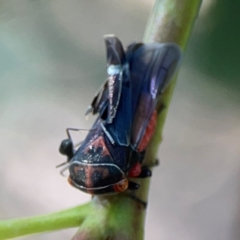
128;181;140;190
136;166;152;178
128;194;147;209
136;158;160;178
66;127;93;139
125;188;148;208
60;127;93;159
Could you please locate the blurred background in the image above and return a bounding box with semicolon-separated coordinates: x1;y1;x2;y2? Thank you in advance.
0;0;240;239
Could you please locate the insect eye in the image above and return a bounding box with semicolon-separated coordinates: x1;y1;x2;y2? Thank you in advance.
59;139;74;159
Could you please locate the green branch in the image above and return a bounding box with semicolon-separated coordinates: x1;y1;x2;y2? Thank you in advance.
135;0;202;205
0;203;90;239
0;1;202;239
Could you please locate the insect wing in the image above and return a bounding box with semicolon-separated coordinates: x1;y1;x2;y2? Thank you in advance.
85;80;109;117
85;35;126;123
107;66;122;124
130;43;182;150
105;68;132;146
104;35;126;123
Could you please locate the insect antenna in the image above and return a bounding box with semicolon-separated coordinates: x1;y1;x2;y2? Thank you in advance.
74;141;83;149
56;161;68;168
57;161;73;177
66;127;96;139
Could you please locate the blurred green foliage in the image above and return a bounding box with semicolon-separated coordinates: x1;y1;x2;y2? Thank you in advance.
189;1;240;90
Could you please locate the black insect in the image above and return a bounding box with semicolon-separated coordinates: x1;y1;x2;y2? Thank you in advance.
59;35;181;195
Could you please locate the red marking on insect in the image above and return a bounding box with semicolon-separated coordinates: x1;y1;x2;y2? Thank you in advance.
84;136;111;157
128;162;142;177
137;110;157;152
113;178;129;192
68;176;73;186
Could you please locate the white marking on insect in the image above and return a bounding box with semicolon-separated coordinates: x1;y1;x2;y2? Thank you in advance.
150;76;157;99
107;65;122;75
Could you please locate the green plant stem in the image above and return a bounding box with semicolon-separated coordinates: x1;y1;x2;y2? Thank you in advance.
0;1;202;239
134;0;202;208
144;0;202;47
72;195;145;240
0;203;90;240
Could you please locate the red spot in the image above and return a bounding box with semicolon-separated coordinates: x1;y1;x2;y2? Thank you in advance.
137;110;157;152
113;178;129;192
128;162;142;177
